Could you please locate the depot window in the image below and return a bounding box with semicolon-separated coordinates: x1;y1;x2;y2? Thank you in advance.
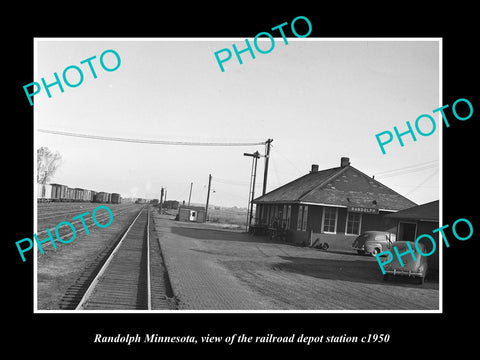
322;207;338;234
346;212;362;235
296;205;309;231
301;205;308;231
283;204;292;229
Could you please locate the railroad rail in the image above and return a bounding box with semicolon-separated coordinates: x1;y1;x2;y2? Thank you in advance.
66;206;175;310
74;206;150;309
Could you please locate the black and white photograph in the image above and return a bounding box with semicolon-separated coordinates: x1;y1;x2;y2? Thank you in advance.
6;5;478;354
34;38;441;312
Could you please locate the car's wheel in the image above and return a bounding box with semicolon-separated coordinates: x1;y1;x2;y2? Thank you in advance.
371;248;381;256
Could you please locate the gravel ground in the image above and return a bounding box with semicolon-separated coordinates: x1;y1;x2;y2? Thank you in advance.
153;213;439;311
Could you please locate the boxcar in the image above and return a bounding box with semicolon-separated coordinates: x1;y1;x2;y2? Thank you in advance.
50;183;67;201
37;183;52;201
83;189;92;202
75;188;89;202
65;187;74;201
71;188;78;201
111;193;121;204
73;188;81;201
79;189;87;202
94;192;109;203
37;183;42;199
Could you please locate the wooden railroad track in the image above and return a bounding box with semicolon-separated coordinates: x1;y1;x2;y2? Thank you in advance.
70;206;175;310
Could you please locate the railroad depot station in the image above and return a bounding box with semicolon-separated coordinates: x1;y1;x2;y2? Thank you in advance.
251;157;439;275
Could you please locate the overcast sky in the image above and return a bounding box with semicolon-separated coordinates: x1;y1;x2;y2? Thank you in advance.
35;38;440;208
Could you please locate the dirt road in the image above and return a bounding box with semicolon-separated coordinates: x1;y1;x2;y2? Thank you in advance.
153;214;439;311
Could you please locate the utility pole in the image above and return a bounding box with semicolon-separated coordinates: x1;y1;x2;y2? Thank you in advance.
244;151;260;231
205;174;212;221
188;182;193;206
250;152;259;228
164;189;167;210
262;139;273;196
160;187;164;214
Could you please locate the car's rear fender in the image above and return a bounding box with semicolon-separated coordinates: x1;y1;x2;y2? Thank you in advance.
365;242;383;253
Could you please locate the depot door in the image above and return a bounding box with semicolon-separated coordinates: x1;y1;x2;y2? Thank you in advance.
398;222;417;242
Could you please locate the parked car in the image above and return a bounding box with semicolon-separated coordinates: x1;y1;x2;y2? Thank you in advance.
352;231;396;256
382;241;428;284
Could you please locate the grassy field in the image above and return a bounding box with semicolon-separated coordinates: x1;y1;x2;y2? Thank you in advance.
207;207;248;228
161;205;249;230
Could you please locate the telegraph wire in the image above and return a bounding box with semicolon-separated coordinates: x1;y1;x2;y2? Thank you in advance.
374;160;438;178
214;178;251;186
375;160;438;174
38;129;266;147
405;168;439;196
270;144;304;176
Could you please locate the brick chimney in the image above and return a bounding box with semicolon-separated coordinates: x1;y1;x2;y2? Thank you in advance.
340;157;350;167
310;164;319;173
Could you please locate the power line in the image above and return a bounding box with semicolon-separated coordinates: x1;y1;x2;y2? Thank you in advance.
375;163;438;179
386;184;438;189
375;160;438;174
405;168;439;196
271;145;304;176
214;178;251;186
378;164;438;179
38;129;266;147
374;160;438;178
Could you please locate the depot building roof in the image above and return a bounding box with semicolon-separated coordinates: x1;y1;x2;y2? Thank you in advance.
253;157;417;212
384;200;439;221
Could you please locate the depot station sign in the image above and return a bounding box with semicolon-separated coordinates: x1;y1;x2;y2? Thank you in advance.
347;205;379;214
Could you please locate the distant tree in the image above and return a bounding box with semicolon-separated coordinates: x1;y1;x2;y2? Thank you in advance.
37;147;62;184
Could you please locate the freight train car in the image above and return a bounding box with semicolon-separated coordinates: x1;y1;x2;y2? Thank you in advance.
37;183;52;202
38;183;121;204
86;189;93;202
94;192;110;203
50;183;68;201
74;188;92;202
79;189;91;202
73;188;84;201
111;193;121;204
65;187;74;201
164;200;179;209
